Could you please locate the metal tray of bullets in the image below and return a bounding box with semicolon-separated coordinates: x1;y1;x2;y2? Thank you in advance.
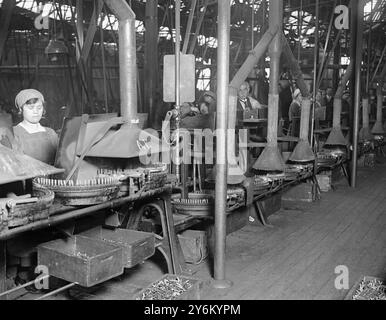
38;235;124;288
284;167;301;181
98;165;168;197
172;191;214;217
134;274;203;300
5;187;55;228
253;176;272;192
33;177;120;206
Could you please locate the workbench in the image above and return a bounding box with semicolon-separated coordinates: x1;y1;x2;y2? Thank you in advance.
252;170;318;226
0;185;194;298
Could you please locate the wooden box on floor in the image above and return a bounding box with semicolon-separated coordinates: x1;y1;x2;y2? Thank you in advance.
178;230;208;264
38;236;124;288
80;227;155;268
317;167;344;192
282;183;315;203
316;173;332;192
256;193;282;220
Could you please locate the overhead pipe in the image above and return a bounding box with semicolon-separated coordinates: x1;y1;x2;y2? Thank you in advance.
325;61;353;147
104;0;137;122
281;35;315;162
359;98;373;142
253;0;286;172
310;0;320;148
226;26;279;182
144;0;159;127
351;0;366;188
281;37;310;97
349;0;358;145
289;98;316;162
85;0;163;158
370;44;386;85
372;86;384;134
213;0;232;289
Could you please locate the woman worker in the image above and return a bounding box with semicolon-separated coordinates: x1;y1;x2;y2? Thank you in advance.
6;89;59;292
13;89;58;165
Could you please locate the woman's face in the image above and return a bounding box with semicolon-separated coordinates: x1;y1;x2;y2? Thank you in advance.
200;103;209;115
22;99;44;124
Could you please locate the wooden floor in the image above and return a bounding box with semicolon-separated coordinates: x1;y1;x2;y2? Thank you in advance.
15;159;386;300
198;161;386;300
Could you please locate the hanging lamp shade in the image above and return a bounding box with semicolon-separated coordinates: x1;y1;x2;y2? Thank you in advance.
0;144;64;185
45;40;68;62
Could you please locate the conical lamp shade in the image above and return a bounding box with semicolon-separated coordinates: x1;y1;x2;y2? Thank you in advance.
0;144;64;185
325;127;349;147
359;126;374;142
86;124;168;159
372;121;385;135
289;140;315;162
45;39;69;56
253;145;286;172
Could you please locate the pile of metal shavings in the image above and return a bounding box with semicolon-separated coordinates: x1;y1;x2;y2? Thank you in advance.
227;187;246;210
352;278;386;300
137;277;194;300
254;175;272;186
75;252;92;261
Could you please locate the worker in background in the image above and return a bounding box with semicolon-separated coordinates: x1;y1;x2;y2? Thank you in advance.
13;89;58;165
236;81;265;167
325;87;334;127
342;90;351;127
201;91;217;114
237;81;262;122
288;88;302;138
278;79;293;134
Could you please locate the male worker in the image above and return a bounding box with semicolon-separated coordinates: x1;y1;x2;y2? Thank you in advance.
325;87;334;126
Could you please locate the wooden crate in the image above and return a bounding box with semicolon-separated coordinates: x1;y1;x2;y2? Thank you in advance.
80;227;155;268
316;173;332;192
38;236;124;287
256;193;282;219
178;230;208;264
282;183;315;203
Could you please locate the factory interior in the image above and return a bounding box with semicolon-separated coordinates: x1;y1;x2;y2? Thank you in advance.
0;0;386;301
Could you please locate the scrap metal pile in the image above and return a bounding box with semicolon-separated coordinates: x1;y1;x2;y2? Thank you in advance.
317;147;348;168
253;163;314;194
136;276;196;300
352;278;386;300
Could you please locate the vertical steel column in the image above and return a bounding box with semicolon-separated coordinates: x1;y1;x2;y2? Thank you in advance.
145;0;159;127
213;0;232;289
351;0;365;188
175;0;181;184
